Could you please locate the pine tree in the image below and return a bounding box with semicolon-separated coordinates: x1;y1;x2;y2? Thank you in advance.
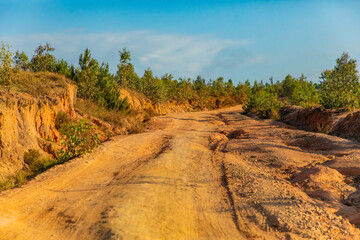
320;52;359;110
116;48;139;89
77;48;100;101
30;43;57;72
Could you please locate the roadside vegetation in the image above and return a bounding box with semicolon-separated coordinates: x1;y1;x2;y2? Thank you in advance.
244;52;359;118
2;41;359;118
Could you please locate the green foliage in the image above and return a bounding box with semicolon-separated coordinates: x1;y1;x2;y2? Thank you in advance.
116;48;140;88
0;175;15;191
13;50;29;71
193;75;210;107
74;49;131;113
211;77;227;98
235;81;250;103
245;85;283;119
57;119;100;162
0;115;102;192
23;149;54;174
319;52;359;110
97;63;130;112
0;149;58;191
277;74;319;107
175;78;194;103
30;43;57;72
290;75;319;107
55;59;72;78
0;41;15;85
113;49;241;108
10;42;360;114
226;79;236;97
76;48;100;100
55;111;72;129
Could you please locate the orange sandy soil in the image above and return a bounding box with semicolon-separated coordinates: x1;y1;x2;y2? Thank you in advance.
0;106;360;239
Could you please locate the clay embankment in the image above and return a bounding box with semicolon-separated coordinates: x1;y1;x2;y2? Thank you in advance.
120;88;193;116
0;74;76;178
280;106;360;142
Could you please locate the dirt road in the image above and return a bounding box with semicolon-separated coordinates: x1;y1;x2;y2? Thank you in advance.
1;106;360;239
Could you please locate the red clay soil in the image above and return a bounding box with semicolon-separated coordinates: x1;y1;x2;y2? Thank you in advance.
280;106;332;132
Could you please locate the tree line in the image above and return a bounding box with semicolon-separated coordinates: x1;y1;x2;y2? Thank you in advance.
1;41;359;117
243;52;359;118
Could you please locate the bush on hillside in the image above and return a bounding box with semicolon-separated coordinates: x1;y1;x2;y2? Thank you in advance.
0;41;15;85
57;118;101;162
277;74;319;107
245;89;283;119
319;52;360;111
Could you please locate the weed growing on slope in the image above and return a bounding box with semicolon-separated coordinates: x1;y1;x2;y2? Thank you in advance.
0;116;101;192
57;116;100;162
0;149;56;191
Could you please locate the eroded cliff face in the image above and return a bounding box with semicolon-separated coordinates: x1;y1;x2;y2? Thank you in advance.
280;105;360;142
120;88;193;116
0;83;76;178
119;89;153;113
153;101;192;115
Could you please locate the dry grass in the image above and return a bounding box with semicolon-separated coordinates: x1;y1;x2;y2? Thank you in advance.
76;99;128;127
75;98;147;134
3;71;71;98
0;149;57;191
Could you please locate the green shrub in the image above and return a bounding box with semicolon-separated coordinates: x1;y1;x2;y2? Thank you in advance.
245;89;283;119
0;175;15;191
319;52;359;110
58;119;100;162
75;49;131;113
55;112;72;130
14;170;28;186
30;43;57;72
13;50;29;71
23;149;55;174
0;41;15;85
0;149;54;191
23;149;42;167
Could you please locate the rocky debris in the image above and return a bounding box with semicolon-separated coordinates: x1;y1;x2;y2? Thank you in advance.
216;110;360;239
223;155;359;239
291;166;358;217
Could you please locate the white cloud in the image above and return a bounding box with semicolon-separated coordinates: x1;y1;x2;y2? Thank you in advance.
0;30;264;79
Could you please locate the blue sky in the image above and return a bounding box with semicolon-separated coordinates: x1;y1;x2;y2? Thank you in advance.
1;0;360;84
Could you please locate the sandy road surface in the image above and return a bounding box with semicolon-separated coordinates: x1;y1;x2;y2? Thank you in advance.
0;106;246;240
1;106;360;239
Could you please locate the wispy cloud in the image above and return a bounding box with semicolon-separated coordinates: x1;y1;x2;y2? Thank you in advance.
1;31;264;79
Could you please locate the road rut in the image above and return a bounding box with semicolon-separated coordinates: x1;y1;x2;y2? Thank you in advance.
0;107;245;240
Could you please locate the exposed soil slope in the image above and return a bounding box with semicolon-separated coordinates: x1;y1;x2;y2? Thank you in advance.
0;106;360;239
280;106;360;142
0;72;76;178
